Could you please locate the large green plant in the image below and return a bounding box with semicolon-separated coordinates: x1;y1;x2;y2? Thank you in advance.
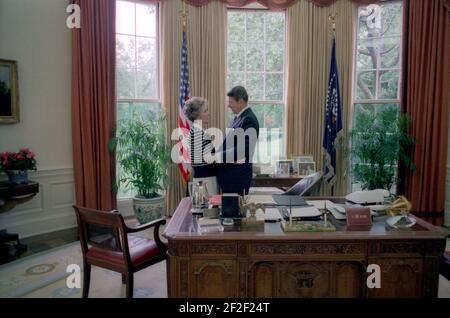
109;111;170;199
350;106;416;191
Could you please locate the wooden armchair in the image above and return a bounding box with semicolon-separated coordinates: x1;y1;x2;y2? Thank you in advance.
73;205;167;298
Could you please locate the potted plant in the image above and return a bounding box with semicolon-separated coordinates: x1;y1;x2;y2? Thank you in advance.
0;148;37;184
109;111;170;224
348;106;416;191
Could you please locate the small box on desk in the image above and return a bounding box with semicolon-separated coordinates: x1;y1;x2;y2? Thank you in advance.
346;207;372;230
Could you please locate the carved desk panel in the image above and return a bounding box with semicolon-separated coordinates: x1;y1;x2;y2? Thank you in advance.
163;198;448;298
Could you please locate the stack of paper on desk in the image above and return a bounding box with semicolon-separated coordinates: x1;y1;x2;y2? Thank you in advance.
305;200;346;220
247;195;276;205
287;206;322;218
255;208;283;222
249;187;284;195
197;217;224;233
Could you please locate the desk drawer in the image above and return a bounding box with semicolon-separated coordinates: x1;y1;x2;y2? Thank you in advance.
250;242;366;257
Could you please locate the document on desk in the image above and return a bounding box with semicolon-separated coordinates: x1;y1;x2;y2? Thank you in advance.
288;206;322;218
255;208;283;222
306;200;336;210
247;195;276;205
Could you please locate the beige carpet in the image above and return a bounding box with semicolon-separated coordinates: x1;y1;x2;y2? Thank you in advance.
1;240;449;298
0;242;166;298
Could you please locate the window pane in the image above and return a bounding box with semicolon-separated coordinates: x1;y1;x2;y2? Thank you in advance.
352;103;400;190
352;2;403;194
380;2;402;37
116;35;136;68
227;9;286;160
378;70;399;99
136;69;156;99
116;1;160;199
358;3;402;39
380;43;400;68
246;73;264;100
266;43;283;72
227;72;245;91
265;73;283;101
246;43;264;72
228;12;245;42
117;68;135;98
265;13;284;42
356;71;376;100
356;39;378;70
136;3;156;37
136;37;156;69
246;12;264;42
116;102;163;198
252;104;284;164
227;42;245;71
118;102;162;121
116;1;135;35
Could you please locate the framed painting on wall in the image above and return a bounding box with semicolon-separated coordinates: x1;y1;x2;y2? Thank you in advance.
0;59;19;124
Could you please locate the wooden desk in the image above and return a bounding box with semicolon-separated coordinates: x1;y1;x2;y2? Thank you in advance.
251;175;302;189
163;197;448;298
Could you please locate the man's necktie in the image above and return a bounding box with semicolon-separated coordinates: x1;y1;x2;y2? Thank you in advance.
230;116;239;128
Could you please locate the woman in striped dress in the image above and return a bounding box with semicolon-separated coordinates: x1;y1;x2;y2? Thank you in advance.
184;97;219;195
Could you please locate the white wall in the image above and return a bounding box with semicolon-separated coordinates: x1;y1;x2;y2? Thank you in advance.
0;0;75;237
0;0;72;170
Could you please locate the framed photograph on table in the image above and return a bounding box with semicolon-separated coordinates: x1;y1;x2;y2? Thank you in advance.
276;160;293;176
276;162;290;177
0;59;19;124
298;162;316;177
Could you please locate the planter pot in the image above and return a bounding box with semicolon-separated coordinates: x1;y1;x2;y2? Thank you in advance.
7;170;28;184
133;195;165;224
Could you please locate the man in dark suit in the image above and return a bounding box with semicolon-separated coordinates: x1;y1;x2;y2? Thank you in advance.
217;86;259;194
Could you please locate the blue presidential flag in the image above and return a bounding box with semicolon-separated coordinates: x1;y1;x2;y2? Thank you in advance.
323;37;343;186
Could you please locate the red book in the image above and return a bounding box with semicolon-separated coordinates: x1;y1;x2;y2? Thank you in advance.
209;195;222;206
346;207;372;227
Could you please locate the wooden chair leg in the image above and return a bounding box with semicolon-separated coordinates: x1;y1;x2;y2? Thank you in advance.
125;272;133;298
83;263;91;298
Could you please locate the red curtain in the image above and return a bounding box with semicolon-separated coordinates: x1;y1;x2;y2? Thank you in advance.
72;0;117;210
181;0;380;9
400;0;450;226
177;0;449;9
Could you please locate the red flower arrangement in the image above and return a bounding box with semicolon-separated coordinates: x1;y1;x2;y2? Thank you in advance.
0;148;37;173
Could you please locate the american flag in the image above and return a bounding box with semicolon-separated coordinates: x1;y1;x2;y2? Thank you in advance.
177;30;191;183
323;36;343;186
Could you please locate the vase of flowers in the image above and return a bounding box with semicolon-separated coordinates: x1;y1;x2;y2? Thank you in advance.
0;149;37;184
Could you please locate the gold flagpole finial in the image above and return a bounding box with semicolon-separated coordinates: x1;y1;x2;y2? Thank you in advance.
328;13;337;32
180;7;188;28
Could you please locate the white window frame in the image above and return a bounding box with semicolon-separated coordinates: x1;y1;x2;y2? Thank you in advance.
115;0;162;206
116;0;161;105
349;0;404;192
226;7;288;160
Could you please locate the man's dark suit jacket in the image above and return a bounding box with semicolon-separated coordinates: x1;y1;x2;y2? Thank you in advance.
217;107;259;194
